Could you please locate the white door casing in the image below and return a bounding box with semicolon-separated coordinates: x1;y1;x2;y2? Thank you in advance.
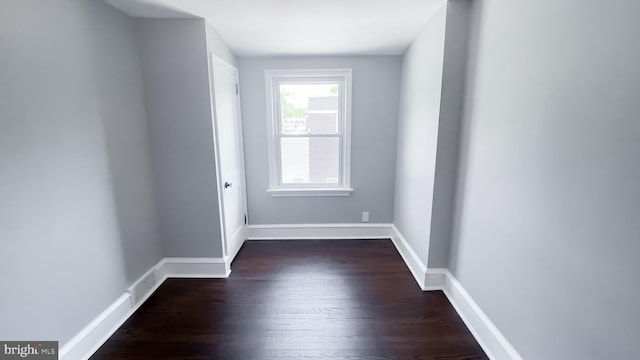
209;54;248;264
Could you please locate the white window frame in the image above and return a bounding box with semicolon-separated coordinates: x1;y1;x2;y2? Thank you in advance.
264;68;353;197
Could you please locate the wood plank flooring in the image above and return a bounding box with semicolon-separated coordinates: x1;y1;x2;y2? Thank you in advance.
90;240;488;360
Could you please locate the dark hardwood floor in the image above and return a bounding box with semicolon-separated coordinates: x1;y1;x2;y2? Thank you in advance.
90;240;488;360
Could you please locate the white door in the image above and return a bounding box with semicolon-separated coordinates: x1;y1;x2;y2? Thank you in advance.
210;55;247;264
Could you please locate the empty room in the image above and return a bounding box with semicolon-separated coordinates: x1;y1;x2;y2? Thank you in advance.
1;0;638;359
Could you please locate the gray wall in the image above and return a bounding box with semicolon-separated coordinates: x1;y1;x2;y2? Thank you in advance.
450;0;640;359
427;0;472;268
239;56;401;224
136;19;226;257
0;0;161;344
393;6;447;265
205;21;237;67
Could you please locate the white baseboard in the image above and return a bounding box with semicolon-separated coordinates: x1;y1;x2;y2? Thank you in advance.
247;223;393;240
126;266;157;305
391;225;522;360
424;267;449;290
58;294;131;360
155;257;231;279
389;225;428;289
389;226;523;360
60;256;230;360
434;269;525;360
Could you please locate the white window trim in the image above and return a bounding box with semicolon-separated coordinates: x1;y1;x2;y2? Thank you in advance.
264;68;353;197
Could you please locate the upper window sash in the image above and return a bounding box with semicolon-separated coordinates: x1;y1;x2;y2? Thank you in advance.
274;79;345;136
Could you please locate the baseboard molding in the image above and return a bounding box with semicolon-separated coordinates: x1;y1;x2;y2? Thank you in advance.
58;294;131;360
126;266;157;305
424;267;449;290
434;269;524;360
155;257;231;279
389;225;428;289
60;256;230;360
389;226;523;360
247;223;393;240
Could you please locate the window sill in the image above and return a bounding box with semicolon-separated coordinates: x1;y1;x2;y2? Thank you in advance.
267;188;354;197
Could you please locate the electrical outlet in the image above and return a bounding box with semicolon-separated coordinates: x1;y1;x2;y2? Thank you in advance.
362;212;369;223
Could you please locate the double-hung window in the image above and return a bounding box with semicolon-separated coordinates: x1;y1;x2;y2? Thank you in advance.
265;69;353;196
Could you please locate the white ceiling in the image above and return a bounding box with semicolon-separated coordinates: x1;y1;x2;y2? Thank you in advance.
105;0;445;57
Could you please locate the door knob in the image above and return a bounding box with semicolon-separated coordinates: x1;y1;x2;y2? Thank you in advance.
224;182;232;189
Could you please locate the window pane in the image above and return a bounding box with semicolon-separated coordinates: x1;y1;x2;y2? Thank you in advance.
281;137;340;184
280;83;339;135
